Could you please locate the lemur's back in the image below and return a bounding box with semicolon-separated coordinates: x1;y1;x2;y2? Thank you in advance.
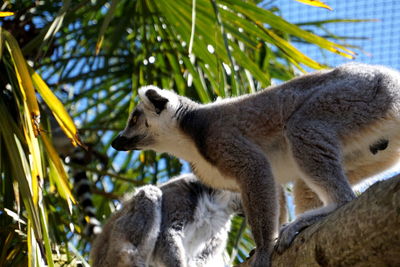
203;63;400;136
188;63;400;186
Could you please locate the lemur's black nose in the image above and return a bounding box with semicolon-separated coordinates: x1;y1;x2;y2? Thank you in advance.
111;134;130;151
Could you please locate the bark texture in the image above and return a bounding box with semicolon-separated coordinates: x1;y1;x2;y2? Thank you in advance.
237;175;400;266
272;175;400;267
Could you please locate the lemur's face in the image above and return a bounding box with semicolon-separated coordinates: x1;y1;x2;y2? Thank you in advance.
111;103;154;151
111;86;180;152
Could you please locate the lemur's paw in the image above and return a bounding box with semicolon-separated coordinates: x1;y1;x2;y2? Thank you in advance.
276;207;334;253
274;221;305;254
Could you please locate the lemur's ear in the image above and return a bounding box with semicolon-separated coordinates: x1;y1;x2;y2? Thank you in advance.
145;89;169;114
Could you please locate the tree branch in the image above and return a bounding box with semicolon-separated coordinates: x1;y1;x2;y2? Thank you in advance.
272;174;400;266
237;174;400;266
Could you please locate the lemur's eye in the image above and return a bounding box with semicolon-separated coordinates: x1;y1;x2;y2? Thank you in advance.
129;115;138;127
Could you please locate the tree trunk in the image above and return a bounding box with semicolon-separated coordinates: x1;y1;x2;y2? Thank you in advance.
237;174;400;266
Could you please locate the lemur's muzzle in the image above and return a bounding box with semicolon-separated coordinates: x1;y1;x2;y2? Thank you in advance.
111;134;130;151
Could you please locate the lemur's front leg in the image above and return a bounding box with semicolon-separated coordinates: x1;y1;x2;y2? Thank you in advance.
213;136;279;267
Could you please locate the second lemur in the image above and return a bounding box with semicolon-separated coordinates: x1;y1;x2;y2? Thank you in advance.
90;173;243;267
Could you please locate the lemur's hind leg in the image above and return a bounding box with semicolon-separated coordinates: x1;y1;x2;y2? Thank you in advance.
293;179;323;215
276;121;356;253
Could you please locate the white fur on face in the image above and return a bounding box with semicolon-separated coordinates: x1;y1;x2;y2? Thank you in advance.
116;86;185;152
134;86;190;154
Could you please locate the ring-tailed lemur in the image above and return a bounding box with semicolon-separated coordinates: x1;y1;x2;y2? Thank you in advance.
90;173;243;267
111;63;400;266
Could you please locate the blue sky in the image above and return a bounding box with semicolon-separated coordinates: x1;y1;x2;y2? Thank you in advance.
277;0;400;70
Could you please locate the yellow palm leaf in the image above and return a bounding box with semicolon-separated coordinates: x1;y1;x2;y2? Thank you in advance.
30;69;85;148
41;133;76;206
0;11;14;17
22;102;43;206
27;221;34;267
294;0;333;10
3;30;40;136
